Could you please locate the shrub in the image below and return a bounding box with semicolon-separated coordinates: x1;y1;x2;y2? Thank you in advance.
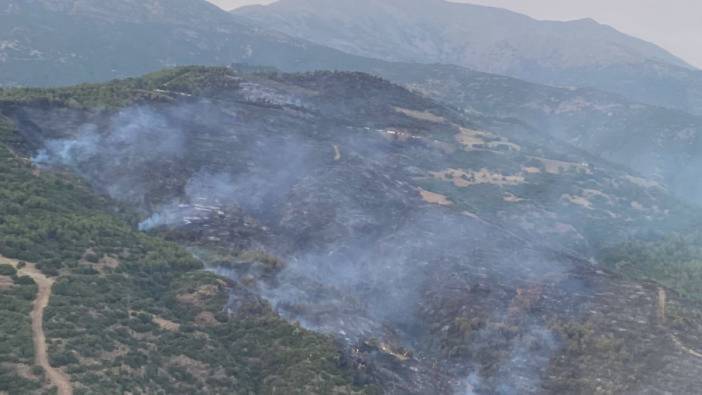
0;264;16;276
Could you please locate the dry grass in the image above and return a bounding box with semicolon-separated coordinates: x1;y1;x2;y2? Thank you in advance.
418;188;453;206
561;194;593;209
177;284;222;307
503;193;524;203
455;127;520;152
195;311;218;327
623;174;662;189
153;317;180;332
530;157;591;175
431;168;525;187
0;275;13;289
394;107;446;123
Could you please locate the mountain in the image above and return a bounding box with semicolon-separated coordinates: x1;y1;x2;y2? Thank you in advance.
3;67;702;393
2;1;702;394
5;0;702;209
6;0;702;209
235;0;702;115
0;0;387;86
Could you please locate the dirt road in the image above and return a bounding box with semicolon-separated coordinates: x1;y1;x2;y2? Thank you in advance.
0;256;73;395
657;286;702;359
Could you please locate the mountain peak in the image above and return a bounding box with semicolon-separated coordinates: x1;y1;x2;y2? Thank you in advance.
236;0;688;69
571;17;599;24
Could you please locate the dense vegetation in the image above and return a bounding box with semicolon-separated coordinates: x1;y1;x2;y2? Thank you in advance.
0;115;370;394
0;67;240;109
601;232;702;300
0;264;41;394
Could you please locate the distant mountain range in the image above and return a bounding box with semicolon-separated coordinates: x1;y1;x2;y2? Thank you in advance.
0;0;384;86
5;0;702;116
235;0;702;115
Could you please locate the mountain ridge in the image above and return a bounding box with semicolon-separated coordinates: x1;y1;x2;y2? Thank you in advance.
235;0;702;114
0;0;389;87
237;0;691;69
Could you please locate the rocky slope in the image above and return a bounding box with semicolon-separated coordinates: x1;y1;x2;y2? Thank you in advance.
3;67;702;394
235;0;702;115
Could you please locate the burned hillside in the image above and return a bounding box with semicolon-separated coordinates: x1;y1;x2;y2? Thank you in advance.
3;67;702;394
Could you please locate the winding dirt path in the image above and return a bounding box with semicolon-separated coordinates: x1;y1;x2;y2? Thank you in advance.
657;287;667;323
0;256;73;395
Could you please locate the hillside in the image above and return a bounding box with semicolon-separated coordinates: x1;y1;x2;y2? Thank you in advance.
3;67;702;393
235;0;702;115
374;63;702;207
0;92;371;394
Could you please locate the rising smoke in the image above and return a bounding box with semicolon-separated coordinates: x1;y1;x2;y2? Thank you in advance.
30;95;585;394
34;106;188;204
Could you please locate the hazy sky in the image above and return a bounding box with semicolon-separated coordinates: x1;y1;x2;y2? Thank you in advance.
209;0;702;68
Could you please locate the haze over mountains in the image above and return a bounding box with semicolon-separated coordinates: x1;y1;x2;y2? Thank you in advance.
238;0;688;70
2;1;702;394
0;0;383;86
2;0;702;207
378;64;702;205
236;0;702;115
3;0;702;115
